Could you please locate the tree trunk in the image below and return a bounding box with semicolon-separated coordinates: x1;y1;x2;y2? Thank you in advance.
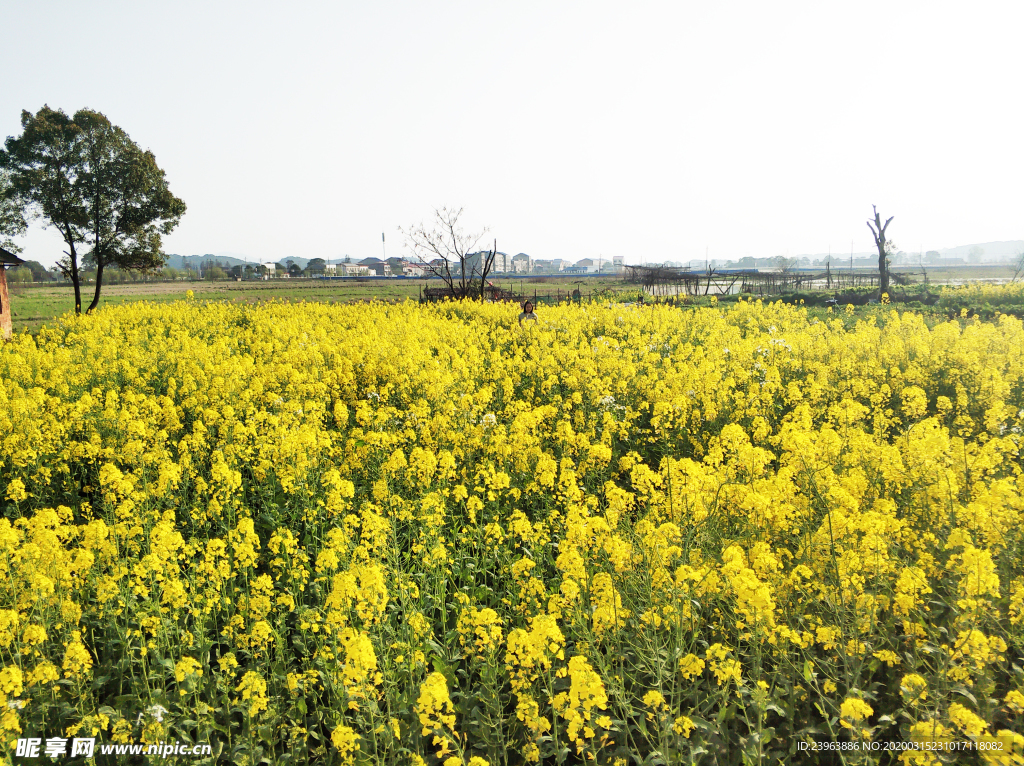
867;206;893;297
70;264;82;313
87;261;104;313
65;232;83;315
477;239;497;301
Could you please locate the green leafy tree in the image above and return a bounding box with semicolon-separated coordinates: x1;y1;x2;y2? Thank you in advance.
1;106;185;314
8;266;33;283
21;261;52;281
2;107;90;312
0;168;27;253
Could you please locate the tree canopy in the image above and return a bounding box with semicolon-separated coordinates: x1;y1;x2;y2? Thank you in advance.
0;167;27;253
1;106;185;313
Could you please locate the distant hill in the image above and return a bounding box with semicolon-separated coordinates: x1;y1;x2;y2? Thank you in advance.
164;254;243;270
936;241;1024;259
791;240;1024;265
164;254;313;270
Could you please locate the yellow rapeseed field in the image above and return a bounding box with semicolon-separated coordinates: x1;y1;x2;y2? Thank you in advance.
0;294;1023;765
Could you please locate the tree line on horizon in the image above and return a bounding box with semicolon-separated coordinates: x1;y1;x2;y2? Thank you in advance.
1;257;350;285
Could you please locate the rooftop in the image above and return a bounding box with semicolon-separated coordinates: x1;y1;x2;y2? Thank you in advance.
0;247;25;267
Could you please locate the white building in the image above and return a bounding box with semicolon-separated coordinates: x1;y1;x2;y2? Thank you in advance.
463;251;512;274
571;258;615;274
512;253;533;273
533;259;563;272
358;257;391;276
492;251;511;273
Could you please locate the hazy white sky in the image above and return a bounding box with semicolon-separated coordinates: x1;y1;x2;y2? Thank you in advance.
3;0;1022;266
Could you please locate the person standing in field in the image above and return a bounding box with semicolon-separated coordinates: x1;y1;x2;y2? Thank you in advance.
518;301;538;325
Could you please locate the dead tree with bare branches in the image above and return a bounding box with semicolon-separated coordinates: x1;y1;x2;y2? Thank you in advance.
867;205;894;296
1011;248;1024;284
401;207;494;300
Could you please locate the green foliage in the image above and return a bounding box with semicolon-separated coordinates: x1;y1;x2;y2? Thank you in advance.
0;167;27;253
18;261;54;282
7;266;33;283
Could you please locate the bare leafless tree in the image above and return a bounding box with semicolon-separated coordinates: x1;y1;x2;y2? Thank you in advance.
1011;248;1024;283
867;205;894;295
771;255;796;273
401;207;495;300
704;264;716;295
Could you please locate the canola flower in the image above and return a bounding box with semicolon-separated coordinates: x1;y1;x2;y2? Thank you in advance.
0;295;1021;763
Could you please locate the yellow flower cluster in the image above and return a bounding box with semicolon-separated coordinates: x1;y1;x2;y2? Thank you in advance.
0;296;1021;761
415;672;458;757
457;605;503;656
553;655;609;749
